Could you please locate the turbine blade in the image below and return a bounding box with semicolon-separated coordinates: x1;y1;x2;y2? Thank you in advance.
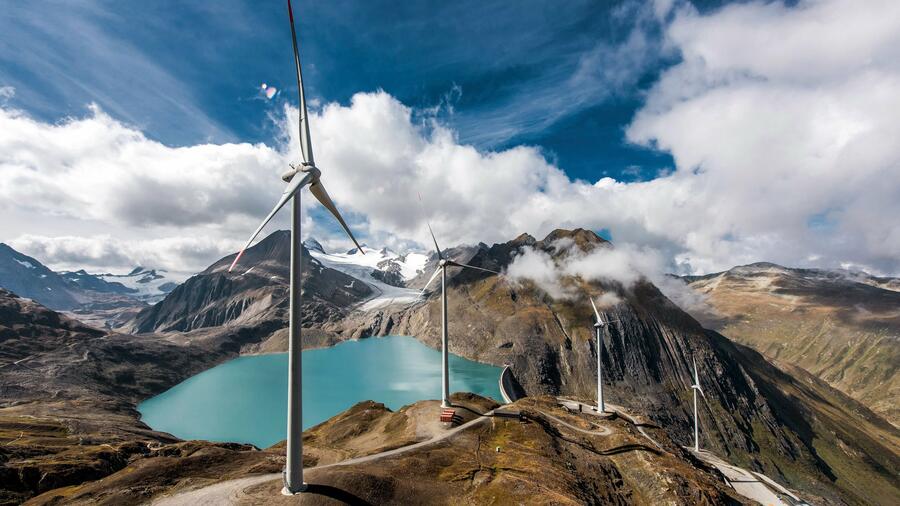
693;357;700;385
228;171;313;272
447;260;499;275
589;297;602;323
287;0;314;165
309;181;364;254
421;266;442;294
417;193;442;259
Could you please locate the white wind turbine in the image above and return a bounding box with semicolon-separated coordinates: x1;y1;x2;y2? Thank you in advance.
589;297;618;413
420;217;500;408
228;0;363;495
690;357;705;452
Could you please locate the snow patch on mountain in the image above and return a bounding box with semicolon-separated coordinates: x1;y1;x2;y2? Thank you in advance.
95;267;185;304
14;259;35;269
306;242;429;311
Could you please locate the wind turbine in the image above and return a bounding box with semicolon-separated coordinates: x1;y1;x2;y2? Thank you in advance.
420;217;499;408
690;357;705;452
589;297;618;413
228;0;363;495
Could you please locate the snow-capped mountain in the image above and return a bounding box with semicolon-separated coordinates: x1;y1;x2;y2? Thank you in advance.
59;270;135;295
95;267;181;304
304;238;429;311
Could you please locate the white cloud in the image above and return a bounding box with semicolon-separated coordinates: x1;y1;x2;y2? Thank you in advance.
505;247;569;300
504;239;710;315
9;234;237;276
621;0;900;275
2;0;899;279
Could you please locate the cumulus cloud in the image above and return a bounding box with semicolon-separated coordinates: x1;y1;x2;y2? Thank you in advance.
623;0;900;275
0;104;286;228
505;247;569;300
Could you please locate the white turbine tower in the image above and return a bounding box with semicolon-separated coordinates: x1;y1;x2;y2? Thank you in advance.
228;0;363;495
690;357;705;452
420;218;499;408
589;297;618;413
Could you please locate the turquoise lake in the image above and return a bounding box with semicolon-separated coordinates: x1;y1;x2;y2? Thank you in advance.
138;335;503;448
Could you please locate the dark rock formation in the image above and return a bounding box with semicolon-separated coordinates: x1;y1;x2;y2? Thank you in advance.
128;231;372;334
371;258;405;287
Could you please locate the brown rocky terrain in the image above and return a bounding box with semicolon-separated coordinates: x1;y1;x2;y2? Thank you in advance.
681;262;900;425
26;395;747;505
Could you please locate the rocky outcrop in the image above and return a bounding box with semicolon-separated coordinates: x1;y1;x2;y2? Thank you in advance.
371;258;405;287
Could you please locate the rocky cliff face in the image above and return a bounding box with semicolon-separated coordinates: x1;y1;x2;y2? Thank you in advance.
326;229;900;506
681;262;900;426
128;231;372;334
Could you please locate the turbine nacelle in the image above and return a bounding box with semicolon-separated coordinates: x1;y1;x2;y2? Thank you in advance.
281;162;319;183
691;358;705;398
589;296;619;328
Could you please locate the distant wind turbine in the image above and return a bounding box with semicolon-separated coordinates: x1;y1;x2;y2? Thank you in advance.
420;214;500;408
589;297;618;413
691;357;705;452
228;0;364;495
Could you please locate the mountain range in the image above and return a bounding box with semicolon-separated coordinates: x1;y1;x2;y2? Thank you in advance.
0;243;177;328
1;230;898;505
680;262;900;426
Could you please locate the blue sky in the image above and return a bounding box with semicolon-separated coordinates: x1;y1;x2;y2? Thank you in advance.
2;0;898;277
0;0;700;182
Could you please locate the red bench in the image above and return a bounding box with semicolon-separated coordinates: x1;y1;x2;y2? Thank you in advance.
440;408;460;424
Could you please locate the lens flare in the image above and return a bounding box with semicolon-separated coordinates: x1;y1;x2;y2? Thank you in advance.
260;83;277;99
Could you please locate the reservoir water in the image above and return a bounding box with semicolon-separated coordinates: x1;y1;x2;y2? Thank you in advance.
137;335;503;448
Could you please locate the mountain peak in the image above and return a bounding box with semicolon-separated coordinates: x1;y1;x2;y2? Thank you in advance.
542;228;607;247
303;238;326;254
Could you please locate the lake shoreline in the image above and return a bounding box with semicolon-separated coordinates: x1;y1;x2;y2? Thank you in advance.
138;335;504;448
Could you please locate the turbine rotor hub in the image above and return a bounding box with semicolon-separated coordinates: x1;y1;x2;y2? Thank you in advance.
282;162;321;183
439;259;448;267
